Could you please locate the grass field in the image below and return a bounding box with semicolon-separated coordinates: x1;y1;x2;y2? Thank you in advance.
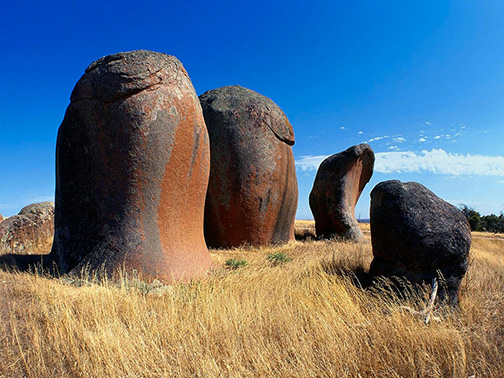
1;221;503;377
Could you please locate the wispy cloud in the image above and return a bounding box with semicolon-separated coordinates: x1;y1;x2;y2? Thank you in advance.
367;135;389;143
375;149;504;175
433;134;452;140
296;149;504;176
296;155;328;171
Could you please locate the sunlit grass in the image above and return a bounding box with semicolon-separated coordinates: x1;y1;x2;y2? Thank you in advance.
0;222;502;377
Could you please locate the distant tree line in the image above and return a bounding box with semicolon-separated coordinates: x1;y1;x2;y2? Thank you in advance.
459;205;504;233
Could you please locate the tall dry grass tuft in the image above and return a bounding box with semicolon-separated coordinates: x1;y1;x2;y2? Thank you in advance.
0;222;503;377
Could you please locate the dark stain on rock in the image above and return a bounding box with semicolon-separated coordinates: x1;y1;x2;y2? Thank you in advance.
2;50;213;282
200;85;298;248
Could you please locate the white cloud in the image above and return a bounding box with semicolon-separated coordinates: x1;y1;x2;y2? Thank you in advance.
375;149;504;176
393;137;405;143
433;134;452;140
358;131;363;134
295;149;504;177
295;155;329;171
340;126;346;130
368;135;389;143
369;137;383;142
425;122;431;125
418;137;427;142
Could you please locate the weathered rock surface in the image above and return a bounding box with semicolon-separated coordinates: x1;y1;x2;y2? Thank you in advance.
1;50;213;281
369;180;471;306
309;144;374;241
200;85;298;248
0;213;3;223
0;202;54;255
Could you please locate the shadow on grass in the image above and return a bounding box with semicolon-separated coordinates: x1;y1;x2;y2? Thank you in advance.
0;253;51;274
320;256;372;289
319;254;446;308
294;228;317;241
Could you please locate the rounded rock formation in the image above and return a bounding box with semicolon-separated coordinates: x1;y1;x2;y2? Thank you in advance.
0;202;54;255
309;144;374;241
369;180;471;306
200;85;298;248
45;50;213;281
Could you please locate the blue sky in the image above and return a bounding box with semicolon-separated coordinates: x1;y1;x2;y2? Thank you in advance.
1;0;503;219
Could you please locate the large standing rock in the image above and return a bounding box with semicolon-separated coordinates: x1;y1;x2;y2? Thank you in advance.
309;144;374;241
0;213;3;223
369;180;471;306
200;85;298;248
0;202;54;255
2;50;213;281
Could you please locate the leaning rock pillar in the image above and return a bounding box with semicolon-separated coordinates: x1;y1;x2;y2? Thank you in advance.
309;144;374;241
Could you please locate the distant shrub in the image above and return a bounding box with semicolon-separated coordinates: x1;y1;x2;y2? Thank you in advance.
267;252;292;265
225;258;247;269
459;204;504;233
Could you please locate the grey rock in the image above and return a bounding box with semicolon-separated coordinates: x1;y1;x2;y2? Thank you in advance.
0;202;54;255
309;144;374;241
369;180;471;306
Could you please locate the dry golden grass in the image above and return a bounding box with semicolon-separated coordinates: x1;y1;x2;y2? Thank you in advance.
294;220;371;241
0;222;503;377
293;219;317;240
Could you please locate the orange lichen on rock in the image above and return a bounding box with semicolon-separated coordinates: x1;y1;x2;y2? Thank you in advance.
200;86;298;248
1;50;213;282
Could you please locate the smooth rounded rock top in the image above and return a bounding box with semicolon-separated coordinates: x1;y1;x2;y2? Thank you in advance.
0;202;54;255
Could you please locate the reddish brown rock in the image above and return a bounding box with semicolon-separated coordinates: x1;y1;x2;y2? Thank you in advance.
0;202;54;255
200;85;298;248
2;50;213;281
0;214;3;223
309;144;374;241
